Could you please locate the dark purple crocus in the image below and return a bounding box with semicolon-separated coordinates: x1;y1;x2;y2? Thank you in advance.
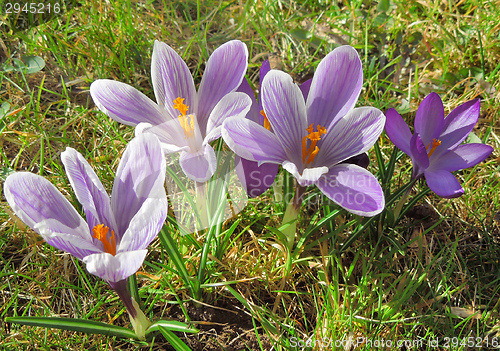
4;134;168;338
222;46;386;216
234;60;279;197
90;40;251;182
385;92;493;198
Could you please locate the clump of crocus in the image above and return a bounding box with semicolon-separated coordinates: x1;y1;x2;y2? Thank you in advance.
235;59;279;197
4;134;168;339
90;40;251;182
385;92;493;198
222;46;386;249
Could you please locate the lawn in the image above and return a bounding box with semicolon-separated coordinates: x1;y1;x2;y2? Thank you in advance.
1;0;500;350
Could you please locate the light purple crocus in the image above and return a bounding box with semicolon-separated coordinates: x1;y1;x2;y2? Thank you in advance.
385;92;493;198
222;46;386;216
4;134;168;338
235;60;279;197
90;40;252;182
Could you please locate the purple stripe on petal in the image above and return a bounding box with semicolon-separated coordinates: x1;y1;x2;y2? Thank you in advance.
413;92;444;146
151;40;198;118
222;117;287;164
197;40;249;134
316;107;385;167
43;230;101;260
206;92;252;136
431;99;481;160
261;70;307;165
4;173;98;259
283;161;328;187
306;46;363;130
61;148;118;236
111;134;167;239
83;250;148;283
258;60;272;114
90;80;167;126
410;134;430;170
429;143;493;172
424;169;464;198
179;144;217;182
235;156;279;198
118;197;168;252
317;164;385;216
384;108;412;155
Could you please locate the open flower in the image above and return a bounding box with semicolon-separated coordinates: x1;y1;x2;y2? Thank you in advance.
90;40;252;182
4;133;167;282
222;46;386;216
4;134;167;338
235;60;279;197
385;92;493;198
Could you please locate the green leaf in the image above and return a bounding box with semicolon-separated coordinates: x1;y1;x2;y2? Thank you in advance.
157;326;193;351
5;316;137;339
0;167;16;181
22;55;46;74
147;320;198;334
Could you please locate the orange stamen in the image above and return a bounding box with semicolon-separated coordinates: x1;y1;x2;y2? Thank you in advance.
173;97;195;138
425;138;441;157
92;224;116;256
260;110;271;131
302;123;327;165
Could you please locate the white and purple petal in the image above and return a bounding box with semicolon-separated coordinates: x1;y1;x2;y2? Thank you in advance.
83;250;148;283
283;161;328;187
261;70;307;165
384;108;412;155
315;107;385;168
205;92;252;138
306;46;363;130
61;148;118;236
90;80;167;126
197;40;248;134
151;40;198;117
179;144;217;182
4;173;97;259
222;117;287;164
111;134;167;238
317;164;385;216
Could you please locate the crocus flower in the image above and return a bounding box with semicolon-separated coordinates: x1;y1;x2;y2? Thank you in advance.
222;46;386;216
90;40;252;182
385;92;493;198
235;60;279;197
4;134;168;338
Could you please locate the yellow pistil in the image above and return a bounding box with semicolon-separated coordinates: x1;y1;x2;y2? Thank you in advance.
426;138;441;157
92;224;116;256
302;123;327;165
260;110;271;131
173;97;195;138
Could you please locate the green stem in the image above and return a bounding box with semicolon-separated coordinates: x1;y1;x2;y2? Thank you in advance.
281;185;306;252
393;179;417;223
195;181;209;230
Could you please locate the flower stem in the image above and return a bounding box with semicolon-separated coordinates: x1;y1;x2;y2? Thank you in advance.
281;185;306;252
110;279;151;340
393;179;417;224
195;181;209;230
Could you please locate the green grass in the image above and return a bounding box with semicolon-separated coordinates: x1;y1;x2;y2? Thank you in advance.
1;0;500;349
